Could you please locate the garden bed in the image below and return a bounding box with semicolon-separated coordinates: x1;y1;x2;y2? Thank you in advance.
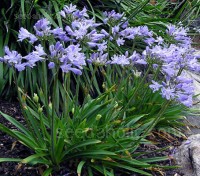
0;99;183;176
0;1;199;175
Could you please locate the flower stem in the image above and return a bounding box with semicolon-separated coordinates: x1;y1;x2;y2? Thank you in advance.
41;62;50;121
119;66;151;116
51;69;59;165
63;72;71;120
140;65;161;107
13;68;30;127
132;100;170;152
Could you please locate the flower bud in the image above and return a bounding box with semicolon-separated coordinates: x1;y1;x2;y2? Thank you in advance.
33;93;39;103
22;94;26;101
23;104;27;110
125;150;131;157
96;114;102;120
38;107;43;113
49;102;52;109
102;82;106;89
114;102;118;108
71;108;75;114
83;128;92;133
113;120;121;124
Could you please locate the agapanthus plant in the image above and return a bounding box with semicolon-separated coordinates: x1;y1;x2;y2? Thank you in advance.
0;3;200;176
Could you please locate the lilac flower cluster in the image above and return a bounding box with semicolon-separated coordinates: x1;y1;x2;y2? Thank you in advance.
1;4;151;72
166;24;191;47
147;43;200;107
103;10;126;25
150;75;194;107
48;42;86;75
1;3;200;107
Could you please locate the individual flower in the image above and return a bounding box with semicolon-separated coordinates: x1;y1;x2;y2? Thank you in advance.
149;80;163;93
64;44;86;66
33;44;46;56
48;62;55;69
24;53;45;68
161;87;175;100
116;37;125;46
54;44;86;75
100;29;109;37
162;64;176;78
49;42;65;58
1;47;26;71
120;21;129;29
60;10;66;18
177;93;193;107
18;27;38;43
73;7;88;19
103;10;124;23
60;64;82;75
60;4;89;19
120;27;137;39
63;3;77;14
129;51;141;61
34;18;51;37
89;33;105;42
110;54;130;66
3;46;22;64
97;41;107;52
166;24;176;36
65;19;93;40
112;25;120;36
87;52;108;65
129;51;147;65
166;24;191;47
166;24;187;36
22;44;46;68
149;72;195;107
15;63;27;71
87;42;98;48
156;36;164;45
139;26;153;37
144;37;155;46
51;27;70;42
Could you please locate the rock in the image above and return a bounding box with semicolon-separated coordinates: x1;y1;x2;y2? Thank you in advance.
191;145;200;176
185;70;200;101
174;134;200;176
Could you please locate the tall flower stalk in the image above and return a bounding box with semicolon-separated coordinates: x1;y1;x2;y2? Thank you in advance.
51;68;59;166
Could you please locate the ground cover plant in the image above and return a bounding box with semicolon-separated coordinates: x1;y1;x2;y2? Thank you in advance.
0;2;200;176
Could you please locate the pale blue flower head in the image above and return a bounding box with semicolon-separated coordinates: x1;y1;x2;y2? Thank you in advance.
34;18;51;37
73;7;88;19
24;53;45;68
87;52;108;65
63;3;77;14
15;63;27;71
49;42;65;58
18;27;37;43
3;46;22;64
48;62;55;69
110;54;130;66
51;27;70;42
64;44;86;66
60;64;82;75
161;87;175;100
149;80;163;93
33;44;46;56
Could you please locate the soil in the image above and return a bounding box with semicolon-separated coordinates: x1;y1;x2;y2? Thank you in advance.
0;99;183;176
0;100;39;175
